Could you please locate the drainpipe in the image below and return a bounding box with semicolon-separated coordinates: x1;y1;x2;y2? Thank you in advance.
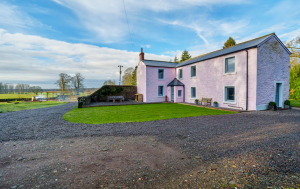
183;86;185;103
245;49;248;111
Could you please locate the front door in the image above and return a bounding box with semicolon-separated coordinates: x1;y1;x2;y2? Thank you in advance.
171;86;174;101
275;83;282;107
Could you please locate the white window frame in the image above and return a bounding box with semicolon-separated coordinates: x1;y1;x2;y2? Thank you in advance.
223;85;236;104
178;68;183;79
224;56;236;75
158;85;164;97
190;87;196;99
158;68;165;80
190;65;196;78
178;90;182;98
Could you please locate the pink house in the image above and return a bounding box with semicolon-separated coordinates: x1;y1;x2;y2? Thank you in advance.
137;33;291;111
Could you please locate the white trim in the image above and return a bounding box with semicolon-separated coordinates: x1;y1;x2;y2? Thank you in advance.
190;86;196;99
223;55;236;75
157;85;164;97
274;81;284;108
178;68;183;79
177;89;182;98
223;85;236;104
190;65;196;78
256;104;268;111
158;68;165;80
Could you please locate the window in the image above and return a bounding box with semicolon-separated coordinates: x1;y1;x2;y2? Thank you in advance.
224;86;235;103
191;66;196;77
158;86;164;96
225;57;235;74
178;69;183;79
191;87;196;98
178;90;182;97
158;69;164;79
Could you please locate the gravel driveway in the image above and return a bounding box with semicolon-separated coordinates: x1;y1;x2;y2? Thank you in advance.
0;102;299;188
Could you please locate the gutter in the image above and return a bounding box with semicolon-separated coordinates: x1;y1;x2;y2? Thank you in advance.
245;49;248;111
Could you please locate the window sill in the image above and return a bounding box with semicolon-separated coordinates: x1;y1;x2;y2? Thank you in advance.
177;97;183;98
190;77;197;79
223;101;236;104
157;96;165;98
158;79;165;80
223;72;237;75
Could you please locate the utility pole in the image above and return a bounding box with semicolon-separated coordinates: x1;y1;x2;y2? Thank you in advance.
118;65;123;85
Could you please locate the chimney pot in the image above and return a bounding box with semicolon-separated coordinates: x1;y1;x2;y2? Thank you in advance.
139;48;144;61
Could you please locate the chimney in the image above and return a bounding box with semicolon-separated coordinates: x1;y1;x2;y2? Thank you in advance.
139;48;144;61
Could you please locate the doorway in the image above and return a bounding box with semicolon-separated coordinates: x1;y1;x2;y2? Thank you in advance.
171;86;174;101
275;82;283;108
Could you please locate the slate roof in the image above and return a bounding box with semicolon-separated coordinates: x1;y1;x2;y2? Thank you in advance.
167;78;185;86
141;33;290;68
142;60;178;68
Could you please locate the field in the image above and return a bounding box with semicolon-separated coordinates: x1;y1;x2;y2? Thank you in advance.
63;103;237;124
0;92;89;99
0;101;67;113
290;99;300;107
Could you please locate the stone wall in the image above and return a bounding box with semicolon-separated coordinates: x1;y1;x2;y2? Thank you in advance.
89;85;137;102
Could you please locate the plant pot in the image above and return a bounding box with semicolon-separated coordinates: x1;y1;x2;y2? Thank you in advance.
268;105;277;111
195;101;198;105
284;105;290;109
213;103;218;107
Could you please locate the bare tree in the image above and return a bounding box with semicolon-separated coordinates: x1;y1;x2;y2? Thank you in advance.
8;84;14;94
4;83;9;94
0;82;3;94
30;86;43;95
71;73;85;95
55;73;72;93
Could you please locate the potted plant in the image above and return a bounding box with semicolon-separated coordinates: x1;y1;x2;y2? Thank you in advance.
268;101;277;111
284;100;291;109
213;101;218;107
195;99;199;105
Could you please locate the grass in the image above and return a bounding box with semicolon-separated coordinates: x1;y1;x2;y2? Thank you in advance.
290;99;300;107
0;101;67;113
63;103;237;124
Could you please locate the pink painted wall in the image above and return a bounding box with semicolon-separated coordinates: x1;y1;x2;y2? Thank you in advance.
145;66;176;102
176;49;258;110
137;61;147;102
174;86;184;103
256;36;290;109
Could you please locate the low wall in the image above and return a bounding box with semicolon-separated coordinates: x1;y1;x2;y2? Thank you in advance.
0;98;32;102
78;85;137;105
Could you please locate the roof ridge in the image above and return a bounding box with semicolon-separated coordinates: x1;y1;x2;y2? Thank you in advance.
181;33;275;63
144;59;175;63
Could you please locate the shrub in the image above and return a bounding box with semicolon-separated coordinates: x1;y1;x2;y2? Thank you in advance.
213;101;218;104
284;100;290;105
14;102;19;104
269;101;276;106
195;99;199;102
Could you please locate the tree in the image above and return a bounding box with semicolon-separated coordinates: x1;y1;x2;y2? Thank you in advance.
71;73;85;95
55;73;72;92
223;37;236;49
0;82;3;94
103;80;116;86
131;66;137;86
8;84;14;94
174;55;179;63
180;50;192;62
122;67;134;85
285;36;300;99
30;86;43;95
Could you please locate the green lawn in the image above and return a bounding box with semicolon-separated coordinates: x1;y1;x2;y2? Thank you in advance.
63;103;237;124
0;101;68;113
290;99;300;107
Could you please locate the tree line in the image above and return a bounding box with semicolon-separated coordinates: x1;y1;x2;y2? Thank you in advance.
0;83;43;95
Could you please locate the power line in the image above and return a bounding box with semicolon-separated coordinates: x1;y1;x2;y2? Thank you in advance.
123;0;134;52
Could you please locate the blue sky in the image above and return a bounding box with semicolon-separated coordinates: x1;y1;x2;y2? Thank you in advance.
0;0;299;88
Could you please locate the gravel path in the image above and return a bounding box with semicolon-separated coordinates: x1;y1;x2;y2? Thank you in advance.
0;102;300;188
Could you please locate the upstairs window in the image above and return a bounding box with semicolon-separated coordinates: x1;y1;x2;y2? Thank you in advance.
158;69;164;79
191;66;196;77
191;87;196;98
224;86;235;103
158;86;164;96
178;69;183;79
225;57;235;74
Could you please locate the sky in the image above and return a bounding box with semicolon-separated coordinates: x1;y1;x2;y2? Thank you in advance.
0;0;299;89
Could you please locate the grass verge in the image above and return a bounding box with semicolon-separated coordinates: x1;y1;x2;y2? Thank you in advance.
290;99;300;107
0;101;68;113
63;103;237;124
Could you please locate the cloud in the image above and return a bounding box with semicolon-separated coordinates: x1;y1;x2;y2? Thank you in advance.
51;0;249;43
141;45;151;48
0;30;172;88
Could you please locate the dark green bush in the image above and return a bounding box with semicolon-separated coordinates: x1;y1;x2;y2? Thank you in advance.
269;101;276;106
213;101;218;104
195;99;199;102
284;100;290;105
